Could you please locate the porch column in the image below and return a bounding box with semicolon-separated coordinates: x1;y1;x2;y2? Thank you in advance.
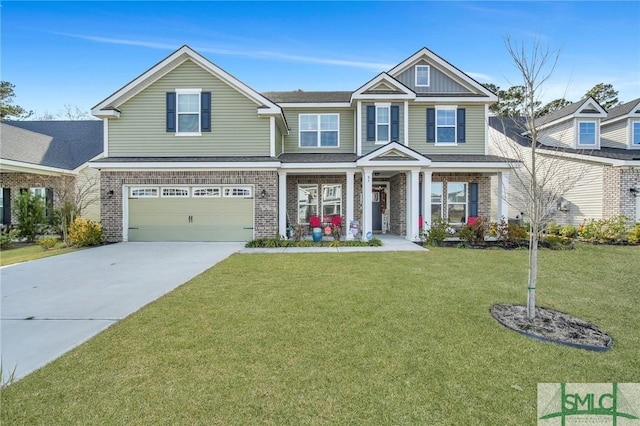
278;171;287;238
408;169;420;241
497;171;509;221
422;171;432;231
362;169;373;240
346;171;355;240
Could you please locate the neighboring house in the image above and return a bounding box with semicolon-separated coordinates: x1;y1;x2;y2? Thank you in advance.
91;45;516;242
0;121;103;228
488;97;640;226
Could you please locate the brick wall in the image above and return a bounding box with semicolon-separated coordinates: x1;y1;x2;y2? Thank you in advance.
389;173;406;235
100;170;278;241
603;167;640;222
620;168;640;221
432;173;492;220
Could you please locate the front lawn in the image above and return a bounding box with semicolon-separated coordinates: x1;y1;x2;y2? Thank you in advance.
0;242;80;266
2;244;638;424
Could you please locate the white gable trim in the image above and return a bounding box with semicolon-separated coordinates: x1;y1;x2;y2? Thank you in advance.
357;141;431;167
351;73;415;101
388;48;498;102
602;100;640;125
535;97;607;132
92;45;282;116
0;159;76;176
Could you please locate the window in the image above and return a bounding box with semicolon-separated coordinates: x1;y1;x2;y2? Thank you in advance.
192;187;221;197
177;89;201;134
0;188;4;225
376;105;390;143
131;188;158;197
436;108;456;143
299;114;339;147
224;187;252;198
578;121;596;145
161;187;189;197
29;187;45;199
297;184;342;224
415;65;430;87
633;122;640;145
447;182;467;224
298;184;318;223
431;182;443;223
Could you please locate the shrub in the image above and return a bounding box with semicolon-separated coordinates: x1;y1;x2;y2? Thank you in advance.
424;217;448;246
37;236;58;250
542;234;574;250
580;215;629;243
627;223;640;244
497;218;528;246
13;191;46;242
0;229;19;249
559;224;578;239
547;221;561;235
367;238;382;247
67;217;104;247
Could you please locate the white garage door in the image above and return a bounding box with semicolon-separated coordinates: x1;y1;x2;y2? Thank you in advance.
128;186;254;242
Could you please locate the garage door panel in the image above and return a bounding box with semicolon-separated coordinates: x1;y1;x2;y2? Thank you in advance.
128;189;254;242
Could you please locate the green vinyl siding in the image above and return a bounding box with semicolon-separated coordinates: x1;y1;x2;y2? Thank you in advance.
108;60;270;157
360;103;404;155
409;104;486;154
282;107;355;153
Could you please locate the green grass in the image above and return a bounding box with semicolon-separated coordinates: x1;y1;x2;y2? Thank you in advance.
0;242;80;266
2;244;638;424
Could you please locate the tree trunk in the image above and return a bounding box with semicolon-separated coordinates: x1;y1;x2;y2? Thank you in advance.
527;223;538;319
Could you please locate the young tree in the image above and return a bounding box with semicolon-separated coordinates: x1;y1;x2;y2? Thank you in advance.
584;83;621;109
13;191;46;242
0;81;33;120
53;172;100;246
491;37;588;320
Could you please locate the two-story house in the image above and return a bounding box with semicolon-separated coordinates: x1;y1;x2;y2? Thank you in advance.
488;97;640;225
92;45;515;242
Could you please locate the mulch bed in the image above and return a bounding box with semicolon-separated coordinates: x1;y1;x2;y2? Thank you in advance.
491;304;612;351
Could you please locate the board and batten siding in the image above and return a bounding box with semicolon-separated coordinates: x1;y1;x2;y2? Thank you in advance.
282;107;355;154
601;119;629;149
538;120;575;148
360;102;404;155
108;60;271;157
408;104;486;154
395;60;472;94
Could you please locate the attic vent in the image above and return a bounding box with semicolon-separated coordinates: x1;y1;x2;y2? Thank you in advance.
580;108;598;113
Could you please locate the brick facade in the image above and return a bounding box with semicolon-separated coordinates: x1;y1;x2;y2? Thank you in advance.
389;173;406;235
602;166;640;222
432;173;492;220
100;170;278;242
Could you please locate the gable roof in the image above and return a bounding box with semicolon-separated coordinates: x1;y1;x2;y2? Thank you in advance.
262;91;352;104
92;45;284;119
1;121;103;171
388;47;498;101
533;97;607;130
351;72;415;101
357;141;431;167
603;97;640;123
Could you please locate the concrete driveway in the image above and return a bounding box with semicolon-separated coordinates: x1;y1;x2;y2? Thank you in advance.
1;242;243;383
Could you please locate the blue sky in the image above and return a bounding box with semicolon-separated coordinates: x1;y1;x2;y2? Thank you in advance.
2;1;639;118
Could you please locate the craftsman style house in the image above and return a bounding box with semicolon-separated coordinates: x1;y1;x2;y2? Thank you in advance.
92;45;515;242
488;97;640;226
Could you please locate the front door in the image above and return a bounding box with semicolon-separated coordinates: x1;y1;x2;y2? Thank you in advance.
372;186;387;232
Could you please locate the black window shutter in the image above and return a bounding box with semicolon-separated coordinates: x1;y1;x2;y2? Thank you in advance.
2;188;10;225
457;108;466;143
166;92;176;132
201;92;211;132
390;105;400;141
469;182;478;217
46;188;54;223
426;108;435;142
366;105;375;141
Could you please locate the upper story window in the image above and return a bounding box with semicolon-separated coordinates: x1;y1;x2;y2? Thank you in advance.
415;65;430;87
578;121;597;146
436;108;456;143
166;90;211;135
376;105;390;143
633;122;640;145
299;114;339;147
177;89;201;134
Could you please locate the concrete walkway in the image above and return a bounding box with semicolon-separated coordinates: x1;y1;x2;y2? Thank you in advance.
1;242;243;383
239;233;427;253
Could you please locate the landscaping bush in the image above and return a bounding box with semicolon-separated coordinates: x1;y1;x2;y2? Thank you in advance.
497;218;528;246
546;221;561;235
13;191;46;242
541;234;574;250
424;217;448;246
559;224;578;239
627;223;640;244
37;236;58;251
67;217;104;247
579;215;629;243
0;229;19;249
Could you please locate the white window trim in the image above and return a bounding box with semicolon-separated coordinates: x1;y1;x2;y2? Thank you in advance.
375;103;391;144
431;182;443;222
192;187;221;197
175;88;202;137
415;65;430;87
321;183;342;219
435;106;458;145
223;187;252;198
297;183;342;224
29;187;46;199
298;113;340;148
446;182;468;225
631;121;640;148
297;184;318;224
576;120;598;147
